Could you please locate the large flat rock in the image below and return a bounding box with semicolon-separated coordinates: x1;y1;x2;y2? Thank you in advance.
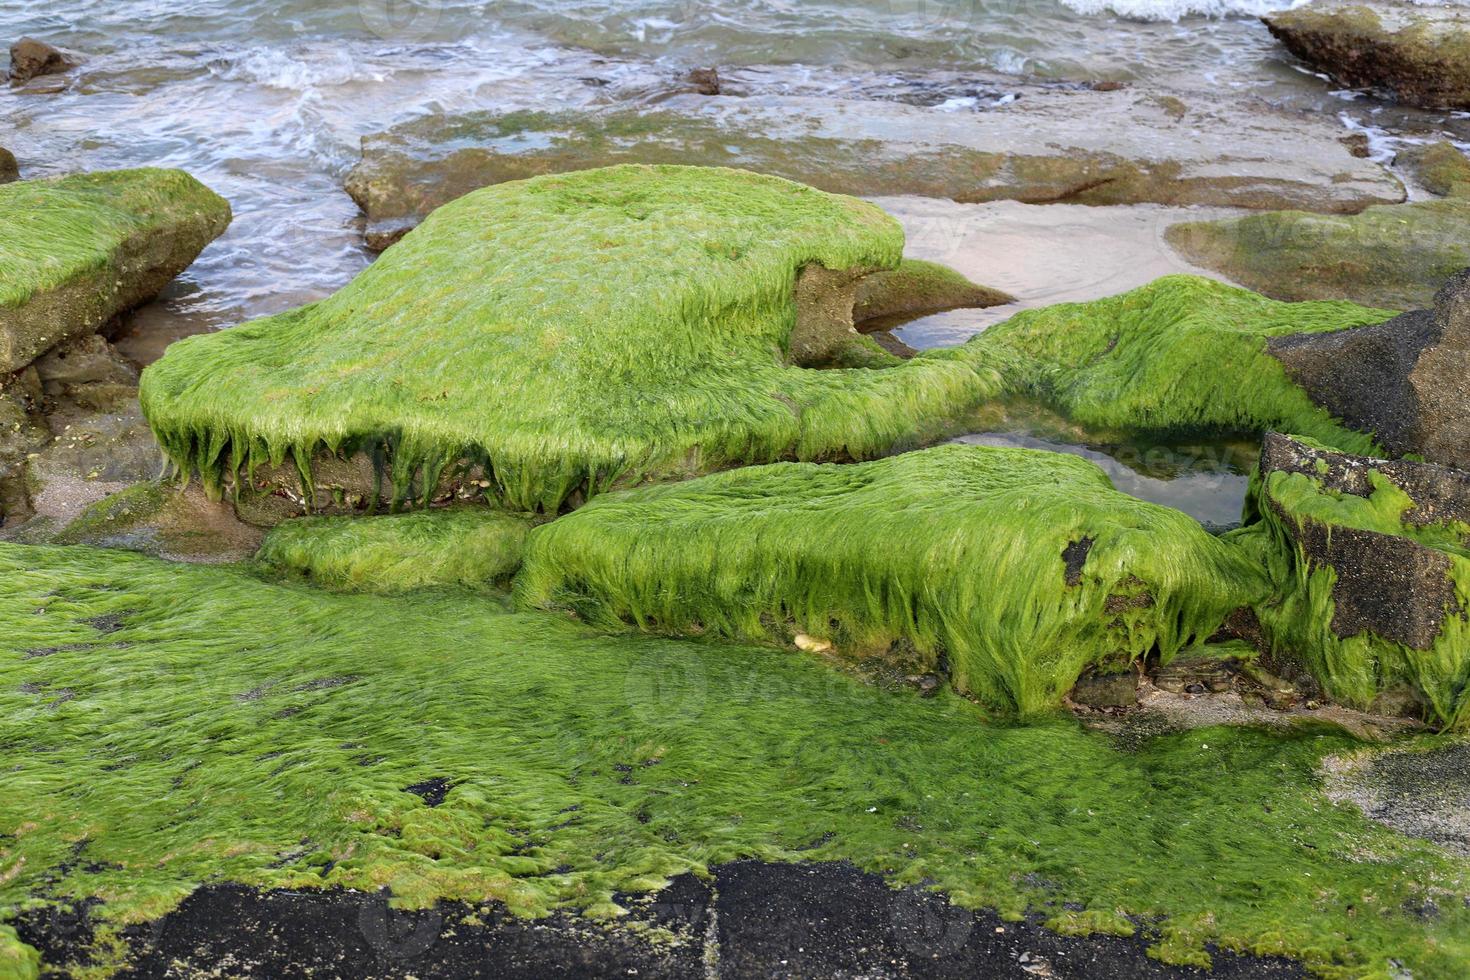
1266;0;1470;110
346;90;1402;248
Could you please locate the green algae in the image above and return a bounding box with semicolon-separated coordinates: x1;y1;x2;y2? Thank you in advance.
1166;201;1470;311
1239;447;1470;730
1;542;1468;977
974;275;1396;450
852;257;1014;327
143;164;1396;521
140;165;1011;514
0;168;231;373
514;444;1270;715
257;506;533;592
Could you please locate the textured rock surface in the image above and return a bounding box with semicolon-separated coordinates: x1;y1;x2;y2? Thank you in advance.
1268;269;1470;468
1265;0;1470;109
8;36;80;84
1248;433;1470;727
345;90;1401;247
0;168;231;373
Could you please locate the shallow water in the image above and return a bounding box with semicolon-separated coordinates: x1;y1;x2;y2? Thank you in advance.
952;431;1252;527
876;197;1237;347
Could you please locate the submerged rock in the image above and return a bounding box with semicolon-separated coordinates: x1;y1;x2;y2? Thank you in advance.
8;36;81;84
1264;0;1470;110
141;165;1013;516
344;90;1400;248
1244;433;1470;729
0;168;231;374
1267;269;1470;469
514;443;1269;715
1166;194;1470;311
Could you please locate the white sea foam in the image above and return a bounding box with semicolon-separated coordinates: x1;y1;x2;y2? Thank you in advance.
1057;0;1311;21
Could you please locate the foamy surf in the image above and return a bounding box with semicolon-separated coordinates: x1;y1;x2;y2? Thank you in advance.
1058;0;1310;20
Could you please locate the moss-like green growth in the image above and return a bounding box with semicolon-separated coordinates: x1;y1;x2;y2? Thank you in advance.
0;168;231;373
514;444;1269;715
975;275;1396;450
143;165;1393;521
1406;141;1470;199
852;257;1014;327
1167;201;1470;311
257;507;533;592
1240;438;1470;729
2;542;1468;977
141;165;1010;513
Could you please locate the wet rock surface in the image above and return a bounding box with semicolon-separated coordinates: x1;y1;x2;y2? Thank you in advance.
1265;0;1470;110
345;89;1401;248
8;36;80;84
1166;196;1470;312
1267;269;1470;467
0;146;16;182
14;863;1308;979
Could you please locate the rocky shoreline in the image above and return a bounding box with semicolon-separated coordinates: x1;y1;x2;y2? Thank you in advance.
4;3;1470;977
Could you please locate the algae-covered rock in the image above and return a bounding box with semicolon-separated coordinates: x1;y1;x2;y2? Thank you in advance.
514;444;1269;715
0;147;16;183
345;92;1401;247
1267;269;1470;469
852;258;1013;328
1401;141;1470;198
1245;433;1470;729
46;481;264;563
257;507;532;592
1166;195;1470;311
0;168;231;373
1264;1;1470;110
975;274;1397;452
142;165;1012;515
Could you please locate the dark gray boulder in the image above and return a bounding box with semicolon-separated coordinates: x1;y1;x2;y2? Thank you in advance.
1268;269;1470;469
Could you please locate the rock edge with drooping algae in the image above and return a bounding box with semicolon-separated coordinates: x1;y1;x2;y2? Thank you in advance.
0;167;231;373
1238;433;1470;730
974;274;1397;452
514;443;1271;715
141;164;1017;515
